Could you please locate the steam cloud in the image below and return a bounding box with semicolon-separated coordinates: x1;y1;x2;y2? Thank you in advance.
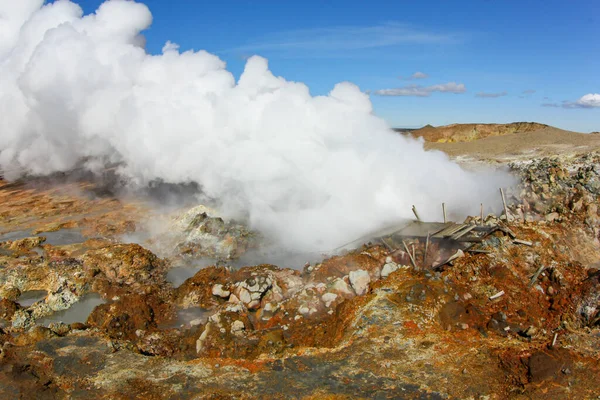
0;0;514;251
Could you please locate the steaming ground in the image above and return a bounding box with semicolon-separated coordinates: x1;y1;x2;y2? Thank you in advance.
0;0;514;252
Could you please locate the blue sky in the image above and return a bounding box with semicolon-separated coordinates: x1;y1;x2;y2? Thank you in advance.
72;0;599;132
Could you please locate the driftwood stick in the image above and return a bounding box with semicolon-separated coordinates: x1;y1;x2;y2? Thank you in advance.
466;249;492;254
403;240;417;268
551;333;558;348
500;188;509;221
423;233;430;264
513;239;533;246
480;203;484;226
412;205;421;221
529;265;546;287
442;203;447;223
489;290;505;300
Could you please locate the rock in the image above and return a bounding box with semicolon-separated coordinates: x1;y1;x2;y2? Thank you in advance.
522;326;538;338
349;270;371;296
3;236;46;252
165;207;256;259
2;287;21;302
545;212;559;222
298;306;310;315
231;320;245;337
321;293;338;308
0;299;19;321
381;262;399;278
329;277;353;297
82;244;163;287
232;275;273;310
49;322;71;336
211;284;230;299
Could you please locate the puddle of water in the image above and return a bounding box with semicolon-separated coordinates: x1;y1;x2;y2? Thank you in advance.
231;248;323;270
166;258;217;287
0;229;86;246
37;293;106;326
0;230;30;242
17;290;47;307
160;307;209;329
42;229;86;246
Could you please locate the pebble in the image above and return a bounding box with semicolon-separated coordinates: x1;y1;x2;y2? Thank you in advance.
381;262;399;278
349;270;371;296
329;277;353;296
212;284;231;299
230;320;245;336
321;293;338;307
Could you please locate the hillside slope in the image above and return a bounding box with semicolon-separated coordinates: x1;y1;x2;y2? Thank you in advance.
410;122;549;143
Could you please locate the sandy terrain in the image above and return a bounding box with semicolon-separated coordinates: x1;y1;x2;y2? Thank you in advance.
425;127;600;164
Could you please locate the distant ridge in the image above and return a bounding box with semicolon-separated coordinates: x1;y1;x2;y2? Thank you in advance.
396;122;551;143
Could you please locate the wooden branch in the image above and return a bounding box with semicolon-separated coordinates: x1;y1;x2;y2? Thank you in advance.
529;265;546;287
489;290;505;300
423;233;430;264
500;188;509;221
412;205;421;221
402;240;417;268
513;239;533;246
442;203;447;223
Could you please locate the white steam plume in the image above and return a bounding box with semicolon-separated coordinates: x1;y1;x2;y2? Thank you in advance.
0;0;514;251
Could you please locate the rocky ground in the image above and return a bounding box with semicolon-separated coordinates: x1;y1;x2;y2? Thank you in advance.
1;148;599;399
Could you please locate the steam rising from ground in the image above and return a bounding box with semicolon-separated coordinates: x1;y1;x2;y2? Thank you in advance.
0;0;514;251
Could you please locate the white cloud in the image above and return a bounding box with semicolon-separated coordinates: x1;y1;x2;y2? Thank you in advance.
574;93;600;108
373;82;466;97
411;71;428;79
399;71;429;80
227;23;460;55
549;94;600;109
475;91;508;98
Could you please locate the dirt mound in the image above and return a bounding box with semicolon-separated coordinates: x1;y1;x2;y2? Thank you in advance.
411;122;550;143
426;127;600;163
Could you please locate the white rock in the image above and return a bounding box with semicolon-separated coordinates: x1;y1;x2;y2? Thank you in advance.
381;263;399;278
349;270;371;296
329;277;353;296
209;313;221;324
190;319;203;327
298;306;310;315
235;287;252;305
247;300;261;309
321;293;338;307
225;302;244;313
231;320;245;336
211;284;230;298
385;256;393;264
196;324;211;353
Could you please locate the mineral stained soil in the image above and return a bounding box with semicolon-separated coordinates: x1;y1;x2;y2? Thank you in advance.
0;148;599;399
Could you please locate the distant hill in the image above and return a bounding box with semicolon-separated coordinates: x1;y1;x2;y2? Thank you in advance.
399;122;550;143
